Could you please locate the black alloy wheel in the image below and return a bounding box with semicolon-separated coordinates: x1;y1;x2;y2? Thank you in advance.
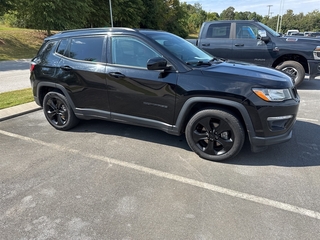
43;92;79;130
185;109;245;161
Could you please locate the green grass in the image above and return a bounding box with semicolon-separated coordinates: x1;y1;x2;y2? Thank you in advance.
0;24;47;61
0;88;34;109
0;24;46;108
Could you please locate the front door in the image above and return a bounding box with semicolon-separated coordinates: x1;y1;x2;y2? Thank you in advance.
106;35;177;125
232;23;275;67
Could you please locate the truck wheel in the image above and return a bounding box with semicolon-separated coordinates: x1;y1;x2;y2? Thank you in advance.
276;61;305;86
43;91;79;130
185;109;245;161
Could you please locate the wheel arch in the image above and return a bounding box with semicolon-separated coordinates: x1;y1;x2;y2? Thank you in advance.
174;97;255;139
37;82;76;110
272;53;309;74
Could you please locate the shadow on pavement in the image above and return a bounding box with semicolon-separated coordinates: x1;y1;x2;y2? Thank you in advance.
70;118;320;167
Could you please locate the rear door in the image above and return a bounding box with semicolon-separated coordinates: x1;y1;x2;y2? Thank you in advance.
198;22;233;60
57;36;110;111
106;35;177;125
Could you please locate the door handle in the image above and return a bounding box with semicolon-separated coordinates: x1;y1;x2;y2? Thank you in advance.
60;65;73;70
202;43;210;46
109;72;125;78
234;44;244;47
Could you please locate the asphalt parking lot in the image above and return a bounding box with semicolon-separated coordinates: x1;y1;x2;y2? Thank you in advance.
1;79;320;239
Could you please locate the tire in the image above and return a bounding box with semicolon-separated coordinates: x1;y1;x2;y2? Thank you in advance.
185;109;245;161
276;60;305;86
43;91;79;130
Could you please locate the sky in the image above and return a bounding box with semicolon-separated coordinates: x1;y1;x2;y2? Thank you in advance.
183;0;320;16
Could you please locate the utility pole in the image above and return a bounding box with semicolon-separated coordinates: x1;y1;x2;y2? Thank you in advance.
109;0;113;27
276;0;285;33
267;5;273;17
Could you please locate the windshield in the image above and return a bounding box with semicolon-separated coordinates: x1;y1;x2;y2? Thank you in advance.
143;31;213;65
257;22;280;37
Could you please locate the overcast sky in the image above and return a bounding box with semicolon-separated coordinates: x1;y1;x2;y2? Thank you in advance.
183;0;319;16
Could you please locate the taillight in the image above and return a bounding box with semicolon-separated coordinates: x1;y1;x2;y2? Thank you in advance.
30;63;35;72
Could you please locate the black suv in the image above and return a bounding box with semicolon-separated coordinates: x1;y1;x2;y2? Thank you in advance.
30;28;300;161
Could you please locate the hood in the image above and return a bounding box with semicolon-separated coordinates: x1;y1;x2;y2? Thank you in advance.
200;61;293;89
280;36;320;44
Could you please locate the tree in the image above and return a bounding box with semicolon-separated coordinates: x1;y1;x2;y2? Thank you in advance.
206;12;219;21
182;2;207;34
161;0;188;37
112;0;145;27
0;0;15;15
220;7;235;20
15;0;92;35
87;0;111;28
140;0;164;29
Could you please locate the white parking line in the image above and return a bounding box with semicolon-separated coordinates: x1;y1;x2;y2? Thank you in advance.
1;129;320;220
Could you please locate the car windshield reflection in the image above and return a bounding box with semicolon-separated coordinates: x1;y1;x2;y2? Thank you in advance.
144;32;213;65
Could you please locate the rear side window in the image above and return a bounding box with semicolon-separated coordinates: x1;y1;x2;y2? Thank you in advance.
39;41;58;61
37;40;57;57
66;37;104;62
206;23;231;38
56;39;69;56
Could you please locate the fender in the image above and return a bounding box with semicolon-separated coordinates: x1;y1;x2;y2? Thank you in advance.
36;82;76;109
170;97;255;139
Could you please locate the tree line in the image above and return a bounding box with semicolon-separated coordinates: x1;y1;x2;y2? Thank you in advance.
0;0;319;37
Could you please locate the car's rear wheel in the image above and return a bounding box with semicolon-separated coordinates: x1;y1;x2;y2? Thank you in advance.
185;109;245;161
276;60;305;86
43;91;79;130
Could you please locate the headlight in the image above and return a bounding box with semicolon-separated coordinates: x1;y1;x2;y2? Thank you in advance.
313;46;320;60
252;88;292;102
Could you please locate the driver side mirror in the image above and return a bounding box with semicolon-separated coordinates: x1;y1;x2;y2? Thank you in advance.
147;57;167;70
258;30;270;42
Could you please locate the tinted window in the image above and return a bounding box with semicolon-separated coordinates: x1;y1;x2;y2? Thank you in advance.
206;23;231;38
67;37;104;62
41;41;58;60
38;40;57;57
236;24;259;39
56;39;69;56
111;36;160;68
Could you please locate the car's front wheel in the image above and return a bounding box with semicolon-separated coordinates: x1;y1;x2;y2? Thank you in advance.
43;91;79;130
185;109;245;161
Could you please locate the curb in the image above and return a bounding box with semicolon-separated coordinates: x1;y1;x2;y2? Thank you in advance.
0;102;41;122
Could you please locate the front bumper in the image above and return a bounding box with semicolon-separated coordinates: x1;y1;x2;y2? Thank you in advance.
245;89;300;152
308;60;320;79
250;130;292;152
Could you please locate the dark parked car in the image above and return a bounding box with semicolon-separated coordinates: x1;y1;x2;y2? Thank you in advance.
30;28;300;161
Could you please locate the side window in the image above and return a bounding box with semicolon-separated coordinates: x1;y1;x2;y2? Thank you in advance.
38;40;58;57
206;23;231;38
236;24;259;39
111;36;161;68
67;37;104;62
56;39;69;56
40;41;58;61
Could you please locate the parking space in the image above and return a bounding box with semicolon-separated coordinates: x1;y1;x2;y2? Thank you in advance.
1;79;320;239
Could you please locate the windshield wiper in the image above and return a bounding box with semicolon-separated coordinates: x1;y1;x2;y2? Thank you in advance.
186;61;212;66
211;57;225;62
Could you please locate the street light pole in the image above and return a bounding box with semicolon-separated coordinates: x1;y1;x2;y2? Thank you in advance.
276;0;284;33
109;0;113;27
